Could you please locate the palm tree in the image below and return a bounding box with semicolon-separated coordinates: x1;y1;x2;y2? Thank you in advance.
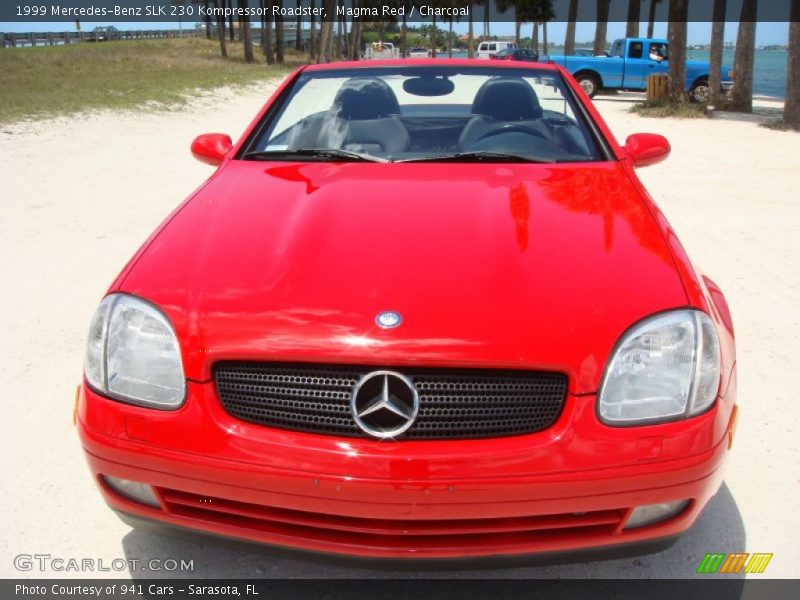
204;0;212;39
337;0;346;59
475;0;491;37
227;0;235;41
537;1;555;55
261;0;275;64
318;0;335;63
432;12;438;57
565;0;579;55
275;0;285;63
728;0;757;112
295;0;302;50
647;0;664;39
468;1;474;57
667;0;688;102
593;0;610;56
350;19;361;60
542;21;549;55
709;0;727;107
626;0;641;38
309;0;317;59
784;0;800;129
214;0;227;58
238;0;255;63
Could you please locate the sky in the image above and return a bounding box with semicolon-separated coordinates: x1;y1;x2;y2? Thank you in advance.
0;20;790;46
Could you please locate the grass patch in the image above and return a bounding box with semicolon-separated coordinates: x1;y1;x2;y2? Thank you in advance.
760;117;792;131
631;100;709;119
0;38;303;123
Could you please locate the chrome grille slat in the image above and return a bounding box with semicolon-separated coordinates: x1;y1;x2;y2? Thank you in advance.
215;362;567;440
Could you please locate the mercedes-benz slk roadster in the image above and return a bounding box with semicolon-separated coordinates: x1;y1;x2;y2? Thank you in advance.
77;60;738;560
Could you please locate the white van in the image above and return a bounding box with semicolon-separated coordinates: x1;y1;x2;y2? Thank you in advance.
475;41;517;60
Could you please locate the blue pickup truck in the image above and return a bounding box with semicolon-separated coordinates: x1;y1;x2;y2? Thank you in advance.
544;38;734;102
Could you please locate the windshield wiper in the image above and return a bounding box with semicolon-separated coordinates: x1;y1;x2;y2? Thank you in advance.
398;151;556;164
242;148;388;163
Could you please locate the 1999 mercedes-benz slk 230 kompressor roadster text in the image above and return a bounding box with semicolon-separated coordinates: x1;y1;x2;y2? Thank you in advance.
77;60;738;561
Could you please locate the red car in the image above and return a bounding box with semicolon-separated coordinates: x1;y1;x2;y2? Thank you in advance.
77;61;737;561
490;47;540;62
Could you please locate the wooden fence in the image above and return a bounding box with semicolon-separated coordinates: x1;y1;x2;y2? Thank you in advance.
2;27;312;49
1;29;202;49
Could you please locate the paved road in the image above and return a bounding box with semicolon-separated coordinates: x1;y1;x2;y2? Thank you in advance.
1;87;797;579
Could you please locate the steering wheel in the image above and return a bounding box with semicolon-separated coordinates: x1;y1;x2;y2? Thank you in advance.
475;123;549;143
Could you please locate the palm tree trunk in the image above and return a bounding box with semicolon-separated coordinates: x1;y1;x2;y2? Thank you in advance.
337;0;345;59
204;0;212;39
432;15;437;58
593;0;610;56
263;0;274;64
565;0;578;55
401;13;408;57
275;1;285;63
468;2;474;58
295;0;302;50
647;0;659;39
784;0;800;129
318;0;334;63
532;22;539;54
215;0;227;58
515;20;521;47
309;0;317;59
728;0;757;112
667;0;688;102
543;21;548;55
626;0;641;38
709;0;727;107
227;0;235;41
448;20;453;58
351;20;361;60
238;0;254;63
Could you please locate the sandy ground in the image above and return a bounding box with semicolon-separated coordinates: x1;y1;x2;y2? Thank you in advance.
1;83;799;580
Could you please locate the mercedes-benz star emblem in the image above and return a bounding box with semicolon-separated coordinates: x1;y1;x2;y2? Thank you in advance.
351;371;419;439
375;310;402;329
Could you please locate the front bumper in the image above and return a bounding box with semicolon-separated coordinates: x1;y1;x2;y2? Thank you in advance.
77;378;737;560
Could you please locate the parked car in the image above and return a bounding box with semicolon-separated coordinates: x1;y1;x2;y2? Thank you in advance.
407;47;431;58
92;26;119;42
544;37;734;101
78;60;737;561
475;40;517;59
490;47;539;62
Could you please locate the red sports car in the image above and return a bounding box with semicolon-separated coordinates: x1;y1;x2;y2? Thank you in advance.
77;60;737;561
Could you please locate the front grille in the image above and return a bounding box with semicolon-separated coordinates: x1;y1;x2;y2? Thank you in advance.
214;362;567;439
158;487;624;556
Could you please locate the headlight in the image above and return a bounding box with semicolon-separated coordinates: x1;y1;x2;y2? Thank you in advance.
85;294;185;409
598;310;720;425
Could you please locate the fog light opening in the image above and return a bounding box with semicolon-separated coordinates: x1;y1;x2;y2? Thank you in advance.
624;500;690;530
103;476;161;508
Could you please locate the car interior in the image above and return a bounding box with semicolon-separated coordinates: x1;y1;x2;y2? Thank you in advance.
254;73;602;162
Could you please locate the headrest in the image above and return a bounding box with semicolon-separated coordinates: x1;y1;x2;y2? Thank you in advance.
471;77;543;120
332;77;401;120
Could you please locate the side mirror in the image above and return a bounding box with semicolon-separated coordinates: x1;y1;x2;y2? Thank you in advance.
624;133;670;168
191;133;233;166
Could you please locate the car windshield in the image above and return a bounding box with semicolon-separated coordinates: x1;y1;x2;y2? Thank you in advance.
244;66;604;163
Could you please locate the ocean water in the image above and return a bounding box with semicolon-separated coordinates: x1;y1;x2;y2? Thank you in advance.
686;49;787;99
445;48;788;99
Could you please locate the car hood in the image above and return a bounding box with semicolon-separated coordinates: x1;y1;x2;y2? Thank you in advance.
119;161;687;393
